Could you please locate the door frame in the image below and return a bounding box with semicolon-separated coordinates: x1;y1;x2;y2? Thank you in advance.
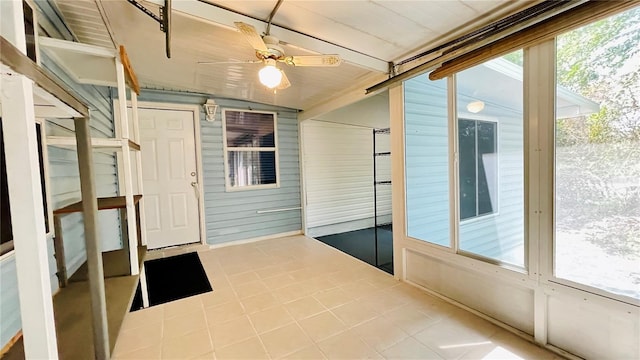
114;100;207;247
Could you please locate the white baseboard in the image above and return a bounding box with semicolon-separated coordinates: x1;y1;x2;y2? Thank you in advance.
307;215;392;237
207;230;303;249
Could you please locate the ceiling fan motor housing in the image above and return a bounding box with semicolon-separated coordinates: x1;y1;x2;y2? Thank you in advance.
261;35;285;59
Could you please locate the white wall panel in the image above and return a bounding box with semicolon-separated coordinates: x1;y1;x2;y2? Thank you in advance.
303;120;391;237
406;249;535;334
547;293;640;359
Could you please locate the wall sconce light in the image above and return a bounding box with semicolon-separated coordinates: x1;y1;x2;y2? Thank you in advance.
466;100;485;114
204;99;218;122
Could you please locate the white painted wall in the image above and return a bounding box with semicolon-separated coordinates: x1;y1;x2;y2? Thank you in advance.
302;92;391;237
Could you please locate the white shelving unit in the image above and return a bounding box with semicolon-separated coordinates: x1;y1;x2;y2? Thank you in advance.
40;37;146;276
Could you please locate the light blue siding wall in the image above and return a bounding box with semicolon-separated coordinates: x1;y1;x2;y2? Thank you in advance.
405;76;450;246
203;99;302;244
0;55;119;349
404;74;524;263
135;91;302;245
457;94;524;265
0;255;20;348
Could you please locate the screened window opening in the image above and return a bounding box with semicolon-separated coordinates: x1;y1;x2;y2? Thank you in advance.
459;119;498;220
553;7;640;300
223;110;278;190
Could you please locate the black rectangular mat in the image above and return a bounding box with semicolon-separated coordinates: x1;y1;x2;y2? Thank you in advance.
131;252;212;311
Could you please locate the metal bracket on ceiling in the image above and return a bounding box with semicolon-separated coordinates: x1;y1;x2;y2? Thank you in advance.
126;0;172;58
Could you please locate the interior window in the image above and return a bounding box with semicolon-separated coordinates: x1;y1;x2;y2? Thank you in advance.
223;110;278;189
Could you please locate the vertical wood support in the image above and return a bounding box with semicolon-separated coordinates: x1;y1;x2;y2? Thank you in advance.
116;59;139;275
1;0;58;358
74;117;109;360
131;91;147;246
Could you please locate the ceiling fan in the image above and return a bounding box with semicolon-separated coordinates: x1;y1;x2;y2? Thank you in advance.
199;22;343;90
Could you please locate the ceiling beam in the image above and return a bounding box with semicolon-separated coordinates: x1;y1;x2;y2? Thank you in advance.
145;0;389;73
298;72;388;121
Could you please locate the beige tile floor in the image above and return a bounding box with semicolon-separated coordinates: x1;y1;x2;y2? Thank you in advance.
113;235;563;360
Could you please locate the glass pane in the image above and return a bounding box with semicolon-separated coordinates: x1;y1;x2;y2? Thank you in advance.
554;8;640;299
457;50;525;267
228;151;276;187
459;119;477;220
405;76;450;247
225;110;275;148
477;121;497;216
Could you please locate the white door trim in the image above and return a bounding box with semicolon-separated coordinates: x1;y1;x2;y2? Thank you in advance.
113;100;207;247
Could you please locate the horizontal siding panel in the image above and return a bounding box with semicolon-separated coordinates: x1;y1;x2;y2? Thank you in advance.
0;256;21;348
405;76;450;246
196;97;302;244
304;120;389;233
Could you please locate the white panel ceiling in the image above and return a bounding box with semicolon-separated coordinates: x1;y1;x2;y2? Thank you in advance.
52;0;539;112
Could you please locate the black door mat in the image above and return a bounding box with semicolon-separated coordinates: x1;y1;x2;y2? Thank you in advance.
130;252;212;311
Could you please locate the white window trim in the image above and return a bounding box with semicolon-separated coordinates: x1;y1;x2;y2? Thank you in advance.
0;118;53;259
35;118;54;239
222;108;280;192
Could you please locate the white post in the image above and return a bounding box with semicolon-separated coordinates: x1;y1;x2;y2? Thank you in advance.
0;0;58;358
131;91;147;246
115;59;139;275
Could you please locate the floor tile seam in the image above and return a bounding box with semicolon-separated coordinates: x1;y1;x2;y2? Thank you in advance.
260;325;316;360
292;309;350;344
241;306;283;359
198;296;219;359
280;299;330;321
408;332;453;359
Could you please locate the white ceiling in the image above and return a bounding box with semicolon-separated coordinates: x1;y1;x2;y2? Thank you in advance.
52;0;540;114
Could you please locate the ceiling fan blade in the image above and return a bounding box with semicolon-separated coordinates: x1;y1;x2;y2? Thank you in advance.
277;70;291;90
283;55;342;67
197;60;262;65
234;22;268;52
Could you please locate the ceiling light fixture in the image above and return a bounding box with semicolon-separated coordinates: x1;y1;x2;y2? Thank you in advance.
466;100;485;113
258;59;282;88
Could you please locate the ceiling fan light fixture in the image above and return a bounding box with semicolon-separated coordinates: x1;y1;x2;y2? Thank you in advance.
259;59;282;88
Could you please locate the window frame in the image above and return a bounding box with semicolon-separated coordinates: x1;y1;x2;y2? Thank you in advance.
222;108;280;192
457;117;500;223
0;118;52;260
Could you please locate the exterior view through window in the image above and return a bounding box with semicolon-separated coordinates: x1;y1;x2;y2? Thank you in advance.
554;7;640;300
223;110;278;190
456;51;524;267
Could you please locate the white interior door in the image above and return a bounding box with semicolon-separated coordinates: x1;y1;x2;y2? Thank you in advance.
138;107;200;249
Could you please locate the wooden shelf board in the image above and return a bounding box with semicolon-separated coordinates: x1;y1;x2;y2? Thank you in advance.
54;195;142;215
47;137;141;151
